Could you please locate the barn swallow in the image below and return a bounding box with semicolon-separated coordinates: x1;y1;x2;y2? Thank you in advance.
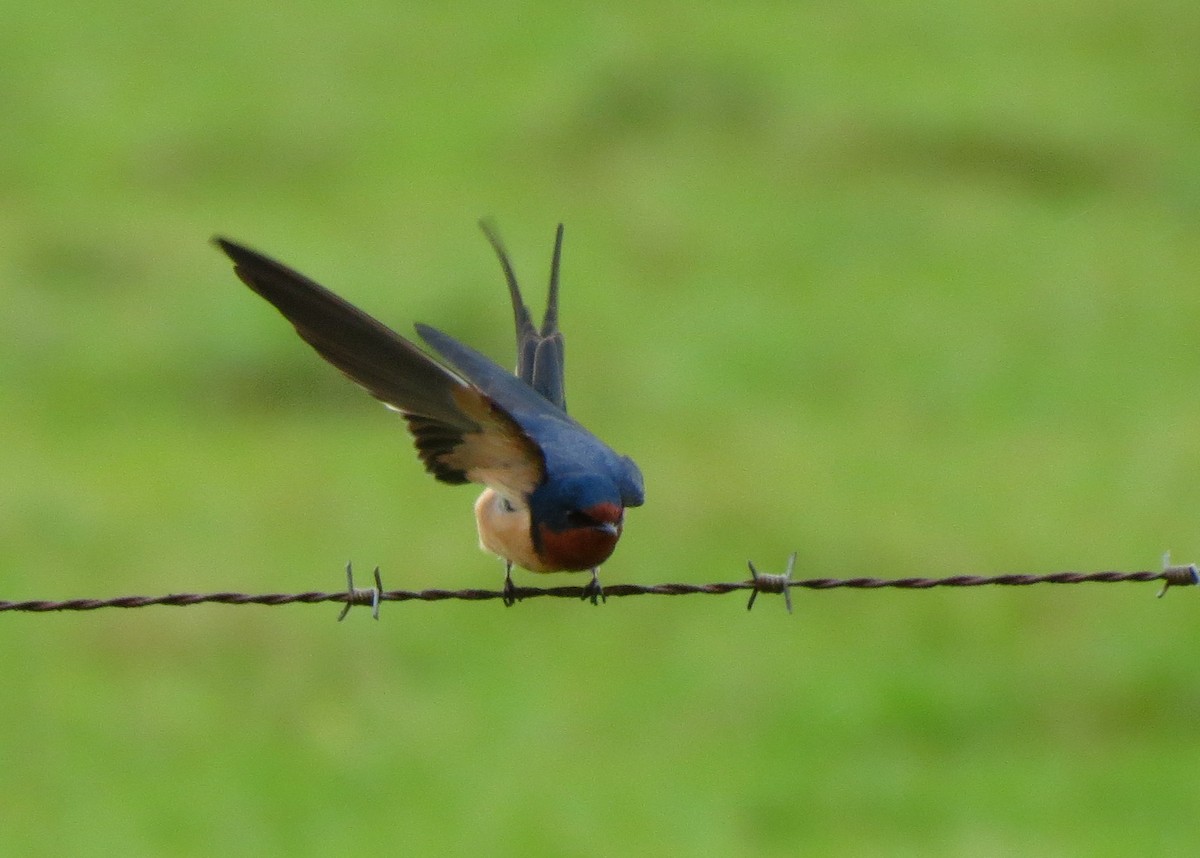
213;224;643;604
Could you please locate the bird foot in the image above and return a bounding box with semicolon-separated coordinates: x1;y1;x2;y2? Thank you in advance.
502;564;521;608
581;568;606;606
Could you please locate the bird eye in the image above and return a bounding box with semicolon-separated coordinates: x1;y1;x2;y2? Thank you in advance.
501;497;516;513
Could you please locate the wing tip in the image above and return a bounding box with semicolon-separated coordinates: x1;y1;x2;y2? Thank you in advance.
212;235;251;263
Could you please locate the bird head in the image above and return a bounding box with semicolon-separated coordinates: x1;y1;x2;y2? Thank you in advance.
528;474;628;571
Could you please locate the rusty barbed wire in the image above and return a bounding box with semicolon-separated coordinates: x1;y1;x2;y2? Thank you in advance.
1;558;1196;616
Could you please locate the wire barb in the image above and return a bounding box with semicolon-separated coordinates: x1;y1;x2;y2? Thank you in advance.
746;552;796;614
336;562;383;621
1157;551;1200;599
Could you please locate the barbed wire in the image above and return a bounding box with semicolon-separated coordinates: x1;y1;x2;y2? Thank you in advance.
2;557;1196;618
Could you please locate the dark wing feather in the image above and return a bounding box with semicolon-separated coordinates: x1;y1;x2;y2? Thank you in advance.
214;237;544;498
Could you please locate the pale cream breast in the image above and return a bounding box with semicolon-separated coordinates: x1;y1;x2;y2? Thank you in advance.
473;488;553;573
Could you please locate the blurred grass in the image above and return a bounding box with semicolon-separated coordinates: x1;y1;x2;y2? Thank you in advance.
3;1;1200;855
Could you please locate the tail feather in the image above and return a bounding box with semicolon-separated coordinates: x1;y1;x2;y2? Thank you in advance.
479;220;567;412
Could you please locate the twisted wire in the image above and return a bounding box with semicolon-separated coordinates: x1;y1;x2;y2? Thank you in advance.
1;565;1194;614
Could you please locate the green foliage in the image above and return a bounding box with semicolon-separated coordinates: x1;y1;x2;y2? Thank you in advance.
3;1;1200;854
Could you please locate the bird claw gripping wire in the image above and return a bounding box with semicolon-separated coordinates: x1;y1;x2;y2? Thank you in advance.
1157;552;1200;599
581;568;607;606
337;562;384;621
746;552;796;614
501;562;526;608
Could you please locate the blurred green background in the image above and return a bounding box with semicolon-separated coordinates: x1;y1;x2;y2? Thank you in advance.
3;2;1200;855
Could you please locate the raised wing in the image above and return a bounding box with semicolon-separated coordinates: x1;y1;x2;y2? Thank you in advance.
214;238;545;501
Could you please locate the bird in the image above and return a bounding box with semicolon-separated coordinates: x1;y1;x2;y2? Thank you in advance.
213;223;644;604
